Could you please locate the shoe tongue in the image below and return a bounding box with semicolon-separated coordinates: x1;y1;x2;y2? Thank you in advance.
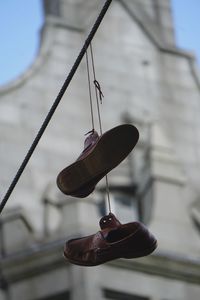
84;130;99;150
99;213;121;230
100;228;112;240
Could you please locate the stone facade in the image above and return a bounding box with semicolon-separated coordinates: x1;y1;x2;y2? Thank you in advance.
0;0;200;299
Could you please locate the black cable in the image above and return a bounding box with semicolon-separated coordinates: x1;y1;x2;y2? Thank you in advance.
0;0;113;215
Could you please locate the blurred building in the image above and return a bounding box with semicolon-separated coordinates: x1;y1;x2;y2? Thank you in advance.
0;0;200;299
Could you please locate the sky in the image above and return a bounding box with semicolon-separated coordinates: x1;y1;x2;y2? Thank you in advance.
171;0;200;61
0;0;200;86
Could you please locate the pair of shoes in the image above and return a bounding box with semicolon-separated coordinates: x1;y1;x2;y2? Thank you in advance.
59;124;157;266
64;213;157;266
57;124;139;198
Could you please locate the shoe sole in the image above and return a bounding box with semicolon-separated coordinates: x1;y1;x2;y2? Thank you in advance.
57;124;139;196
63;240;157;267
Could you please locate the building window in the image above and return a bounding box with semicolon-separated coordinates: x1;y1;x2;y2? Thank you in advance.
104;289;149;300
98;191;139;223
35;291;70;300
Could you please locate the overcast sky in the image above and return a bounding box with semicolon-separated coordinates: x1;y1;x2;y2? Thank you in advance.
0;0;199;85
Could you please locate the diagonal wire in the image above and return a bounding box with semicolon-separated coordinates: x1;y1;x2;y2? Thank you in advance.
0;0;113;215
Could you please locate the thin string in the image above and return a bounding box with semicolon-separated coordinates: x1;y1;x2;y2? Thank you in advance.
85;49;95;131
0;0;113;215
89;43;112;214
90;43;103;135
105;175;111;213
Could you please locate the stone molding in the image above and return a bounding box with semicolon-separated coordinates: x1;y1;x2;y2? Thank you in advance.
1;238;200;285
0;239;66;284
109;251;200;284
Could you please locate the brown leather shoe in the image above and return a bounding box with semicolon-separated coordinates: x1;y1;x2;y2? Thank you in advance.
57;124;139;198
63;213;157;266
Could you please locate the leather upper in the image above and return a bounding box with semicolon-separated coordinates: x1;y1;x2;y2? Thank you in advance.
64;213;157;266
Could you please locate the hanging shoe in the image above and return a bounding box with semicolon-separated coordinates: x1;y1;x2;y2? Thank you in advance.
57;124;139;198
63;213;157;266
